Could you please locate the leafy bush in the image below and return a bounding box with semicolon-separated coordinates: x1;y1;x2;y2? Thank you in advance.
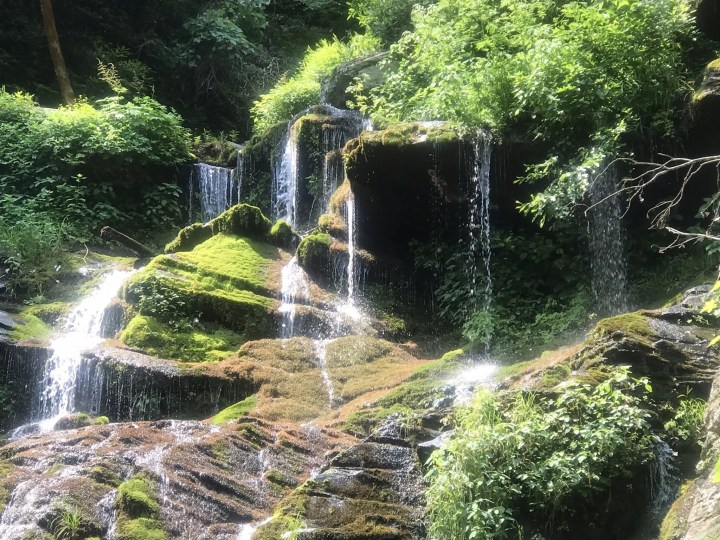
348;0;431;44
0;89;190;241
0;199;70;298
427;368;655;539
362;0;697;221
251;34;380;133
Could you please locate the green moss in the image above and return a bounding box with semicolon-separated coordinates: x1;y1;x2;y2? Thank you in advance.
659;480;696;540
708;58;720;72
120;315;244;362
343;404;415;435
8;312;51;343
115;474;166;540
268;219;298;249
0;460;13;514
165;204;272;253
23;302;70;325
211;395;258;424
592;311;657;346
117;474;160;516
90;465;121;487
94;416;109;425
116;517;167;540
297;232;333;274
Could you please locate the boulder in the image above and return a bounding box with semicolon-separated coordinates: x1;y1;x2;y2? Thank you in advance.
320;52;390;109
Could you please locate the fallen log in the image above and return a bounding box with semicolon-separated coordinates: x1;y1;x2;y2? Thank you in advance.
100;226;156;259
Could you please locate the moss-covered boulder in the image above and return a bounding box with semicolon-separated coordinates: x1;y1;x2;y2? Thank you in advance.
165;204;274;253
123;233;287;361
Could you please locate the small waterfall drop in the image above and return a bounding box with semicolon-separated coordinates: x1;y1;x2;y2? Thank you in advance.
588;162;628;315
314;339;336;407
279;256;311;339
345;191;358;303
648;438;679;516
195;163;236;223
18;269;133;436
273;124;300;228
467;132;493;346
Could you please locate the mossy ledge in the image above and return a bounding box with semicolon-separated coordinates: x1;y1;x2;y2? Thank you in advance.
165;204;297;253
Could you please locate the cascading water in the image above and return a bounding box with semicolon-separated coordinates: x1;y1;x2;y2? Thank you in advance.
14;269;133;436
195;163;236;223
279;256;311;339
273;124;300;227
345;191;358;304
467;131;493;347
648;438;679;516
587;162;629;315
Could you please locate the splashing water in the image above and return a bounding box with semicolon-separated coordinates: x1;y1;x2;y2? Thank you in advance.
467;132;493;346
345;191;358;303
279;256;311;339
29;269;135;433
195;163;236;223
448;360;498;404
588;162;629;315
649;438;679;516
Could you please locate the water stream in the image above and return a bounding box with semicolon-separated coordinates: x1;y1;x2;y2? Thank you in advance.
21;269;134;435
588;162;629;315
273;124;300;228
467;132;493;347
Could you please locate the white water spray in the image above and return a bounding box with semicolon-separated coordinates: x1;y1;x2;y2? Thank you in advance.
588;162;629;315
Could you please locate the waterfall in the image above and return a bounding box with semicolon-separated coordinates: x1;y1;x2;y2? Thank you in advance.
588;162;628;315
467;132;493;346
648;438;679;516
14;269;133;436
279;256;311;340
194;163;236;223
345;191;358;302
273;124;300;228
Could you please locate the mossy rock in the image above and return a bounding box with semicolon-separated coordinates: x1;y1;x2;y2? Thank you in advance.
165;204;272;253
115;474;166;540
120;315;245;362
211;395;258;424
122;233;282;360
268;219;300;250
297;232;333;278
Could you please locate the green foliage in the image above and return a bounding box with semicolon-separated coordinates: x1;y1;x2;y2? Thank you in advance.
0;207;69;297
348;0;431;45
211;395;259;424
664;390;707;447
427;368;655;539
0;89;190;247
251;35;380;133
412;223;590;356
50;505;85;540
363;0;697;221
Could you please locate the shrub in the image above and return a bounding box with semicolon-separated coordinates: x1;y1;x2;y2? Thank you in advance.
427;368;655;539
251;34;380;133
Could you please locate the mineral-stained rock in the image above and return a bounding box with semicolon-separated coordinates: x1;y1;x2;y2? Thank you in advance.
0;418;353;540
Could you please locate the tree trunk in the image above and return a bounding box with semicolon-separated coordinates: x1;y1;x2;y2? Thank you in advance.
39;0;75;105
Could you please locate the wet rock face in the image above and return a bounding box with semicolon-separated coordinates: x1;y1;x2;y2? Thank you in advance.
0;418;352;540
0;341;49;431
255;419;426;540
572;286;720;399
